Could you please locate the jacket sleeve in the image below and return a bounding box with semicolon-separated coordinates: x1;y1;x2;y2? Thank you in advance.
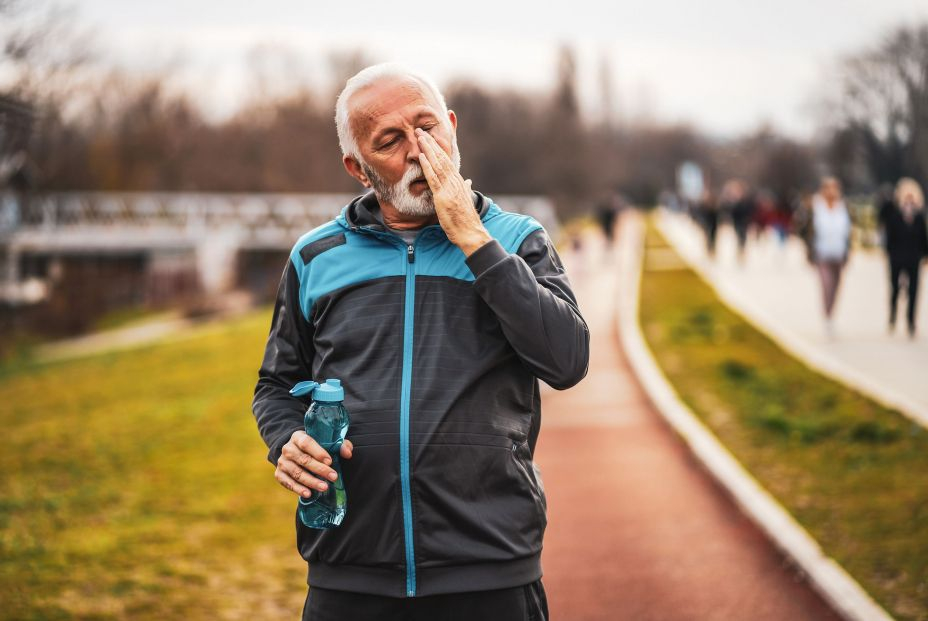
465;228;590;390
252;258;315;466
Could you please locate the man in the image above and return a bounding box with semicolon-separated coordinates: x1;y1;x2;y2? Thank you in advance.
252;63;590;620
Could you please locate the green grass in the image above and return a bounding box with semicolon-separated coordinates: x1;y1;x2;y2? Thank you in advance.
91;306;175;332
0;309;307;620
639;220;928;621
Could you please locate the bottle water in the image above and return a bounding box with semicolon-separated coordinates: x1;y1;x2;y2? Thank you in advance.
289;378;349;528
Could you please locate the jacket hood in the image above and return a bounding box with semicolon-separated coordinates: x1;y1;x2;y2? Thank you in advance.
337;189;494;232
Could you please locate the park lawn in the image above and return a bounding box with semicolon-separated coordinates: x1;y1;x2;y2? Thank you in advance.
0;309;308;620
638;220;928;621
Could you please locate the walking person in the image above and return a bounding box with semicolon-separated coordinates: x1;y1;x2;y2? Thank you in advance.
698;187;720;258
794;177;852;338
878;178;928;338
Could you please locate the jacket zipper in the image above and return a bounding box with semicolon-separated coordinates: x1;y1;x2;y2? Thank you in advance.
349;222;439;598
400;240;417;596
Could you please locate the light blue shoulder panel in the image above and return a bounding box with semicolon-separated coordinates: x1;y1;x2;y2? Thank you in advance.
414;201;545;281
289;218;404;320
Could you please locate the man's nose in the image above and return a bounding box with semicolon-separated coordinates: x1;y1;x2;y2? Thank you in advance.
406;130;422;163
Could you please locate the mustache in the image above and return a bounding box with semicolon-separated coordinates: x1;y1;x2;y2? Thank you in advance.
402;162;426;185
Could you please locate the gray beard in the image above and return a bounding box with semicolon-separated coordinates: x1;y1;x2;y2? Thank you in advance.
362;138;462;217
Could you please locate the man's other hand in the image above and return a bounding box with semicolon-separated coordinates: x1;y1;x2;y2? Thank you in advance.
275;430;354;498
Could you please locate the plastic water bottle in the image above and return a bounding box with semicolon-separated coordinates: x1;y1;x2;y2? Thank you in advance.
289;378;349;529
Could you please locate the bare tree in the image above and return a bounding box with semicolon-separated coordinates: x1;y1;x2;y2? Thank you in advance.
1;0;97;106
829;22;928;189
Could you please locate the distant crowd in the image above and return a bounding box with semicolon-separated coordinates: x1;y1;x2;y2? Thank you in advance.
681;176;928;339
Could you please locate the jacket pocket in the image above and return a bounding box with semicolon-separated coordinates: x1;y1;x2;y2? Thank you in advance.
413;436;546;567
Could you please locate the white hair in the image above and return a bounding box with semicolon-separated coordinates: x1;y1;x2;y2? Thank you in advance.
334;63;450;161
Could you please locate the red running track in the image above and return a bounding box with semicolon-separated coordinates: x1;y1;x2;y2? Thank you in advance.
534;224;840;621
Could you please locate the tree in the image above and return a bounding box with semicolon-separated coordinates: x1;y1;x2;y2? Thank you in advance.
829;23;928;189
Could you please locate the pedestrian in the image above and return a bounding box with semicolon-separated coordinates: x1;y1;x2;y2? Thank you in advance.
720;179;753;262
698;187;720;258
251;63;590;621
878;178;928;338
794;176;852;338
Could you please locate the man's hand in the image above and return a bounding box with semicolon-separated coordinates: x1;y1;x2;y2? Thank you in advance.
275;430;354;499
416;127;492;257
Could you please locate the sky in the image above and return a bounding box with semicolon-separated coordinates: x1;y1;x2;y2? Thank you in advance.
69;0;928;139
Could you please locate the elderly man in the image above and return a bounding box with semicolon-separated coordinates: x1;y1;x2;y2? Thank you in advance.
252;63;589;620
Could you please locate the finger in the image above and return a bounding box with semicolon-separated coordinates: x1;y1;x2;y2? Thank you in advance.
416;130;448;178
282;443;338;480
281;457;331;491
340;439;354;459
278;456;330;492
418;152;440;189
293;432;333;466
275;466;317;498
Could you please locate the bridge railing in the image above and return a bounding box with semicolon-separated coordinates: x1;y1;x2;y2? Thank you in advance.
0;191;559;246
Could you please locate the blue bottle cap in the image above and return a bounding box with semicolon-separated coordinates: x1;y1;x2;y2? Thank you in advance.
314;378;344;402
290;381;319;397
290;379;344;402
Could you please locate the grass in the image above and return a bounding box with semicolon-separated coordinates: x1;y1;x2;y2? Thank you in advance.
638;219;928;621
0;308;307;620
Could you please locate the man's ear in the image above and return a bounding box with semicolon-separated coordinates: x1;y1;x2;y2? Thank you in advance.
447;109;458;133
343;156;371;188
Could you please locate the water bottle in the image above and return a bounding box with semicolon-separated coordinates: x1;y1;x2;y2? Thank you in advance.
289;378;349;529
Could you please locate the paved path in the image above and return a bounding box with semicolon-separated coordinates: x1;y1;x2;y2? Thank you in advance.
534;215;839;620
657;208;928;426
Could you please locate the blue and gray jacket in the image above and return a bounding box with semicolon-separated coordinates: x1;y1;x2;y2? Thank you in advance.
252;189;590;598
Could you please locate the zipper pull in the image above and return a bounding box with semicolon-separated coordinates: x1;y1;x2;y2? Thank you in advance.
407;244;415;263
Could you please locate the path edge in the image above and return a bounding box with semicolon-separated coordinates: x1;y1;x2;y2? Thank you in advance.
616;210;895;621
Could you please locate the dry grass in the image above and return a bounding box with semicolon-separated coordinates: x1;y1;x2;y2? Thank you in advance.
0;309;308;620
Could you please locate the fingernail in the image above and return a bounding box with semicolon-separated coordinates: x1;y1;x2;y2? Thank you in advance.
319;482;328;491
328;472;338;481
324;457;332;465
302;490;311;498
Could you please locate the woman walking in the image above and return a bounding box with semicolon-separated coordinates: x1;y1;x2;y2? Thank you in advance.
878;178;928;338
795;177;852;338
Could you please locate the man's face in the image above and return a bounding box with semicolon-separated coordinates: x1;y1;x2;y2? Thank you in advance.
822;179;841;202
345;77;460;216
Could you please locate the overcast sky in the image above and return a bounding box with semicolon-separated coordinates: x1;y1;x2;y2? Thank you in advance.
73;0;928;139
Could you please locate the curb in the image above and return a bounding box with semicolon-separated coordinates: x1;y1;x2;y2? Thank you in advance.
615;210;895;621
655;208;928;430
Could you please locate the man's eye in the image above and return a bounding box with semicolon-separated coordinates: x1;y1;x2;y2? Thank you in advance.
378;137;399;149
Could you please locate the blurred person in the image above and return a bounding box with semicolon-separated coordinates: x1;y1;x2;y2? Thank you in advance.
878;178;928;338
752;189;777;242
719;180;752;262
697;187;720;257
596;191;621;246
771;194;794;247
252;63;589;620
794;177;852;338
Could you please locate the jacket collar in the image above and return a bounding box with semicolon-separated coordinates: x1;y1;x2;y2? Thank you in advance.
340;189;491;232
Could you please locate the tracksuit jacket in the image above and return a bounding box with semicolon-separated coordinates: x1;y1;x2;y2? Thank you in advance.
252;189;590;598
